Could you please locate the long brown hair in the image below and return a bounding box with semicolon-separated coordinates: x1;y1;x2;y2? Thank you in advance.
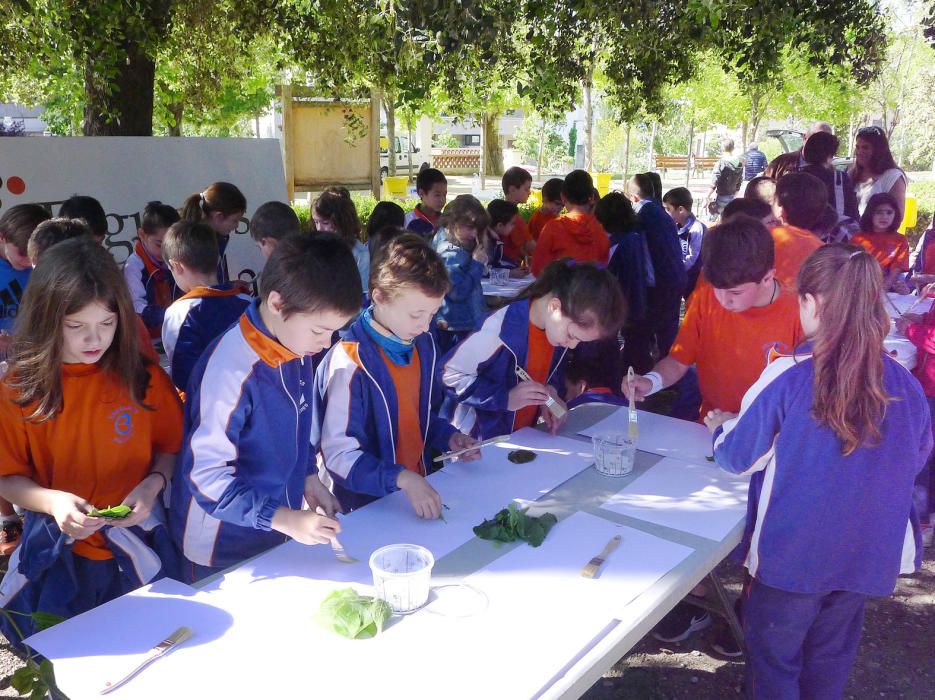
313;190;362;248
797;244;890;455
516;259;626;337
6;238;151;422
180;182;247;222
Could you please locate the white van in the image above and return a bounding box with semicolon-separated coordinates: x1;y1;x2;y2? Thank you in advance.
380;135;430;177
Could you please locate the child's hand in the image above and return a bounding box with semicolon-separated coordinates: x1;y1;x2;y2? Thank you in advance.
272;508;340;545
448;433;480;462
305;474;341;517
539;386;568;435
508;381;552;411
621;375;652;402
110;473;166;528
396;470;441;519
703;409;738;433
49;492;106;540
473;246;489;265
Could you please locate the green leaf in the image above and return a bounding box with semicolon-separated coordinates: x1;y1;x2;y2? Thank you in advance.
318;588;391;640
473;505;558;548
87;504;132;519
30;611;66;632
11;666;35;694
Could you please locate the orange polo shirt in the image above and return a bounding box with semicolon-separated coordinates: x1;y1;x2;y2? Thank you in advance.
514;323;554;430
0;362;182;559
503;213;532;263
669;284;802;418
380;348;425;475
770;225;823;291
850;231;910;274
528;209;559;241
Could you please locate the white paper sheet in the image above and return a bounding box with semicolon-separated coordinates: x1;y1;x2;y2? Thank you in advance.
885;291;933;318
600;457;749;541
481;274;535;298
578;408;714;464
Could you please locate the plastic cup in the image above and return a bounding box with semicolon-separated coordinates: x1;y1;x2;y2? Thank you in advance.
369;544;435;614
491;268;510;284
592;432;636;477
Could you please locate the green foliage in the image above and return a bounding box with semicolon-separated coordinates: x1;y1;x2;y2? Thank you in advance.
317;588;392;639
473;503;558;547
513;115;569;174
1;608;69;699
87;505;132;519
567;123;577;158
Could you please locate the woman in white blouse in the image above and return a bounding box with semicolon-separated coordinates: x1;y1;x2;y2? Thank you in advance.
848;125;907;217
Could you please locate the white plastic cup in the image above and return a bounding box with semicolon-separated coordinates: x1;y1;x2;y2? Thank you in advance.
592;432;636;477
491;268;509;284
369;544;435;614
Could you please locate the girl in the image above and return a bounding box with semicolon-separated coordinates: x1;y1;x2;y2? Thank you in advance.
313;189;370;300
708;245;929;699
850;193;910;293
124;200;181;339
434;196;490;353
440;259;626;440
180;181;247;285
0;238;183;643
316;234;478;518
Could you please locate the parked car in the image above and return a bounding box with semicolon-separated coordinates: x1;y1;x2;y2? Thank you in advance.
380;135;430;177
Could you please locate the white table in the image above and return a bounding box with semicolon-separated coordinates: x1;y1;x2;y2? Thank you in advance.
481;273;535;299
26;406;748;700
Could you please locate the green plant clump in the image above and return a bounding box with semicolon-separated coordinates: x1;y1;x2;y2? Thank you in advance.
473;503;557;548
318;588;392;640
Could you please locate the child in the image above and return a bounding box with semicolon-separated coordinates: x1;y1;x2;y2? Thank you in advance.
161;221;252;392
532;171;610;276
367;201;406;258
501;166;536;263
405;168;447;239
623;216;802;422
850;193;910;293
434;197;491;353
27;217;89;267
529;178;564;242
710;245;930;699
564;341;627;409
0;238;182;640
316;234;479;516
180;182;247;285
169;235;361;582
313;189;369;296
59;195;107;245
769;173;825;291
662;187;706;296
594;192;651;373
485;199;518;269
721;198;780;228
250;200;301;258
124;201;181;339
441;260;626;439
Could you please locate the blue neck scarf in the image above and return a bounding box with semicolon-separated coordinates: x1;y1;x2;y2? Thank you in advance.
361;306;414;365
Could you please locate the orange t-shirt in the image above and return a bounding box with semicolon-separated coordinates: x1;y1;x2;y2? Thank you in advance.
531;211;610;276
514;323;554;430
669;284;802;418
770;225;822;291
502;213;532;263
850;231;910;274
381;348;425;475
0;362;182;559
528;209;559;241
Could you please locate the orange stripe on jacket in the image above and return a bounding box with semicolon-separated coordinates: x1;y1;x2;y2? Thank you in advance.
515;323;554;430
380;347;425;475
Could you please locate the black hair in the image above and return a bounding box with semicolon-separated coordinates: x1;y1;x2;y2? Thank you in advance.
487;199;519;227
563;170;595;206
366;201;405;243
58;195;107;238
859;192;903;233
594;192;638;233
502;166;533;194
802;131;840;165
565;338;623;393
629;173;655;200
541;178;564;203
662;187;693;211
645;172;663;200
249;201;301;242
141;201;181;235
702;215;775;289
416;168;447;194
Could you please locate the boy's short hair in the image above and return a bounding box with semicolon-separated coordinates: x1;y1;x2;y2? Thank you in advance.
662;187;693;211
645;172;662;200
163;220;220;274
563;170;595;206
141;201;180;234
541;178;564;203
721;198;772;221
594;192;637;233
260;233;362;317
486;199;518;227
775;172;828;230
249;201;301;242
501;166;533;194
0;203;52;253
801;131;840;166
416;168;447;195
366;201;405;242
27;217;90;263
628;173;654;201
702;215;775;289
745;176;777;207
370;233;450;300
58;195;107;238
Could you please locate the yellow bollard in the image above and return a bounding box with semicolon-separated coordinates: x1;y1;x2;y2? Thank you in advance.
899;195;918;235
382;176;409;201
592;173;613;198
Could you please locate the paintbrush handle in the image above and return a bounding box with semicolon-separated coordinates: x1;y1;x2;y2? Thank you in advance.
434;434;512;463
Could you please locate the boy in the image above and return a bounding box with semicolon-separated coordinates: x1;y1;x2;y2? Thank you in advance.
58;194;107;245
564;341;627;410
124;201;180;339
529;178;564;241
770;173;825;290
486;199;518;268
161;221;252;392
250;200;301;258
531;170;609;276
501;166;536;263
662;187;706;296
721;198;780;228
169;235;363;582
405;168;447;239
27;217;89;267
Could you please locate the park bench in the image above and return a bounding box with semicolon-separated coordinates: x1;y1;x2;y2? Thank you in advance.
693;156;719;174
654;154;690;174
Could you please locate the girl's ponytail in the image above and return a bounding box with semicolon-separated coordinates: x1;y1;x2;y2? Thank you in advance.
180;192;207;222
797;244;890;454
517;259;626;337
180;182;247;223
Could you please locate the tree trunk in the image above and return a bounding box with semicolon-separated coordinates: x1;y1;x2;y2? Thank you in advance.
384;96;396;176
584;78;593;171
483;111;503;177
648;120;657;172
685;120;694;187
83;39;156;136
479;113;486;191
167;103;183;137
406;119;414;183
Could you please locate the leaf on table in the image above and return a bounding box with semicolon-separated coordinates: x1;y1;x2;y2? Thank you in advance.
473;504;558;548
318;588;391;640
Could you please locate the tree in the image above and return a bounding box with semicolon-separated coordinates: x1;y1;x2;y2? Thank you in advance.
567;123;577;159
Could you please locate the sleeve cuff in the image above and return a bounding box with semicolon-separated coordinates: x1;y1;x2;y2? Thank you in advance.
255;497;281;531
382;463;405;494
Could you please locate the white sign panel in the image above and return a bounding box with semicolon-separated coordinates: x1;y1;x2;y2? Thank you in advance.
0;136;286;293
